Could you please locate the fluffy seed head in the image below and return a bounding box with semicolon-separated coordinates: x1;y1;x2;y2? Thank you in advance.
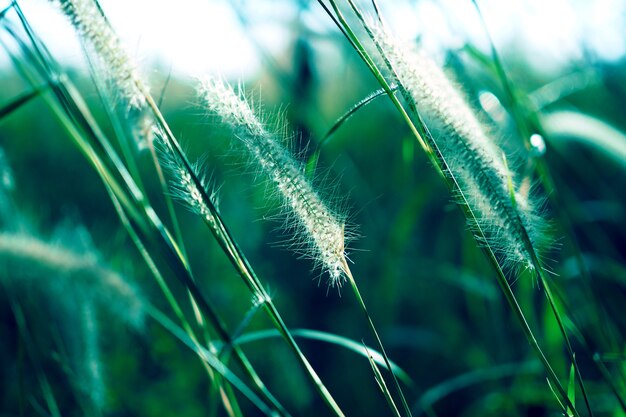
199;77;349;285
55;0;146;110
200;78;265;138
372;25;548;273
154;126;219;230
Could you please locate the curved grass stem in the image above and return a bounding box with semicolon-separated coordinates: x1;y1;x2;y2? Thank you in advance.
344;262;413;417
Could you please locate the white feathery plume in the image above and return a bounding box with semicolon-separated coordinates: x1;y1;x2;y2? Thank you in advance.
55;0;147;110
372;25;548;272
53;0;154;149
199;77;349;285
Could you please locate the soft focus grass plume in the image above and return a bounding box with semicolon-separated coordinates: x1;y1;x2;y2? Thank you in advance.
199;76;352;286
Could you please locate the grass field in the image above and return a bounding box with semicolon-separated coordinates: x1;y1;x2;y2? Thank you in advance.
1;1;626;416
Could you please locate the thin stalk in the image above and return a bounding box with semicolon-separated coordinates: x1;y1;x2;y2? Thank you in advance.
307;86;394;174
345;263;412;417
103;182;243;417
593;354;626;411
146;304;275;415
319;0;434;158
365;344;403;417
10;303;62;417
0;86;43;119
140;91;344;417
6;9;288;414
469;0;531;144
75;1;198;342
541;278;594;417
83;49;147;199
469;4;613;410
546;280;626;413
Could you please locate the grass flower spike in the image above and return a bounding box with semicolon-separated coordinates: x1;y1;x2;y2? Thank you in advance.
154;126;219;231
54;0;154;149
371;24;548;273
55;0;146;110
199;77;349;285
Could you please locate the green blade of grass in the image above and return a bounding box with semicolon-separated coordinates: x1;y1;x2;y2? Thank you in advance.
9;302;62;417
232;328;415;389
364;343;402;417
414;361;541;416
146;304;276;416
102;182;244;417
567;361;576;417
0;86;43;120
307;86;395;174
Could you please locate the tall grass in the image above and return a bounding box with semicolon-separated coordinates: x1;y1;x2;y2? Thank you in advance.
1;0;625;416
